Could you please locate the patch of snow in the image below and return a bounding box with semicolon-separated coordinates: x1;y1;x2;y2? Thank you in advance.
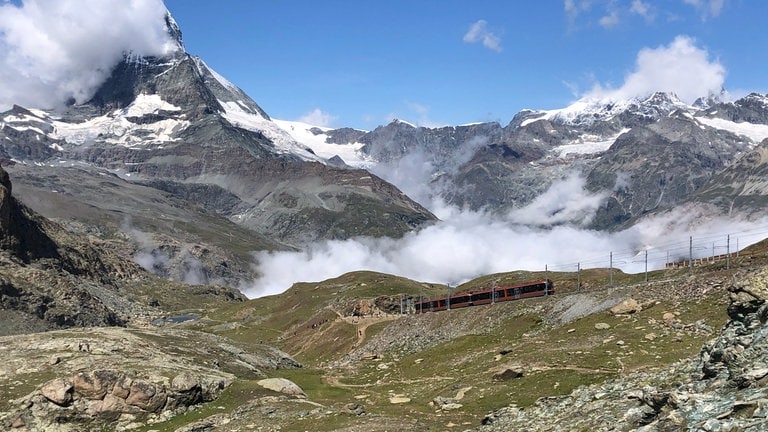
274;119;375;168
3;113;48;124
697;117;768;143
52;94;188;147
533;92;691;126
519;114;548;127
7;125;46;135
550;129;630;158
123;93;181;117
391;119;417;128
27;108;49;118
219;101;320;161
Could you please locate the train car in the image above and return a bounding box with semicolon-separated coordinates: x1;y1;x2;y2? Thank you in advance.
414;279;553;313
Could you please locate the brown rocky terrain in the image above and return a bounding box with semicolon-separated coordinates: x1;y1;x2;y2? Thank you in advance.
476;267;768;431
2;224;768;431
0;327;300;431
0;163;244;334
3;159;768;431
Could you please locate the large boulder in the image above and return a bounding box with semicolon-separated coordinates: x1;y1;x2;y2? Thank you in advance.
256;378;306;398
39;378;73;406
610;298;642;315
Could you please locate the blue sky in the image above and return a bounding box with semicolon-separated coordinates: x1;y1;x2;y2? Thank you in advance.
163;1;766;130
0;1;764;130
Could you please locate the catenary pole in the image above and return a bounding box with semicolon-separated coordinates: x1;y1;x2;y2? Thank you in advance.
610;252;613;288
689;236;693;275
645;249;648;283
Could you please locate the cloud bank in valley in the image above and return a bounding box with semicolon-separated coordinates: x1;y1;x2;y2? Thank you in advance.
242;35;753;299
245;173;768;298
0;0;178;111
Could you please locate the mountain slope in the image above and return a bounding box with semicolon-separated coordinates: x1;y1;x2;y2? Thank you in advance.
0;164;244;335
585;112;750;228
293;92;768;229
0;13;436;286
693;139;768;215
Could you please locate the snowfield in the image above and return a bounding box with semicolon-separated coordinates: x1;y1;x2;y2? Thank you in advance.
273;119;375;168
697;116;768;143
52;94;188;147
218;101;320;162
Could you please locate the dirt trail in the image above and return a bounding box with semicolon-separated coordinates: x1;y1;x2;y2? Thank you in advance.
343;314;400;347
292;312;401;356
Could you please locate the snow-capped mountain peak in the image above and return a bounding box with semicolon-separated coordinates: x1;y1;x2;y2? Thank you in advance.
520;91;692;128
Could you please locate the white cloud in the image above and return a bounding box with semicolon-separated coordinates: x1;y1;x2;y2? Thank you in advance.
630;0;655;21
564;0;593;28
684;0;726;19
506;174;608;226
0;0;178;111
463;20;502;53
582;35;726;104
599;11;620;28
244;171;768;298
298;108;337;127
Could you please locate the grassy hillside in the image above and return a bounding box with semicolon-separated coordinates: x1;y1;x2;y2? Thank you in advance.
154;240;768;431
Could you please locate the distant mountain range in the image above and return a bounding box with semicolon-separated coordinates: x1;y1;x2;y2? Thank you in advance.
281;91;768;230
1;12;767;289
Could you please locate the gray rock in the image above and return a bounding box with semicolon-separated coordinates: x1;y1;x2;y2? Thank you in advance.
125;381;167;413
39;378;73;406
256;378;306;398
344;403;365;416
73;370;119;400
492;367;524;381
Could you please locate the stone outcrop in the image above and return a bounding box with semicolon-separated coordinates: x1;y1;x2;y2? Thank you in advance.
0;326;301;431
12;369;229;430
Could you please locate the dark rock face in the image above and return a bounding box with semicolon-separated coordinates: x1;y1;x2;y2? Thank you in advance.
585;115;749;229
0;164;125;330
0;164;60;261
355;92;768;229
701;93;768;124
693;140;768;216
0;106;63;163
324;127;367;144
0;47;435;250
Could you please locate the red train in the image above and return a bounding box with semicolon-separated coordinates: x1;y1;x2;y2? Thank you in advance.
414;279;554;313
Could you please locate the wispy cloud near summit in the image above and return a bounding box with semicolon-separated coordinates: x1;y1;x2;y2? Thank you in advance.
582;36;725;104
0;0;177;111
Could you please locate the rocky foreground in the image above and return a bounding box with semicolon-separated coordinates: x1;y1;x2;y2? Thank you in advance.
476;267;768;432
0;327;301;431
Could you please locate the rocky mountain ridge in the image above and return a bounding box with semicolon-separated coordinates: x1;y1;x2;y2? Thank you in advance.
0;13;435;287
293;91;768;230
